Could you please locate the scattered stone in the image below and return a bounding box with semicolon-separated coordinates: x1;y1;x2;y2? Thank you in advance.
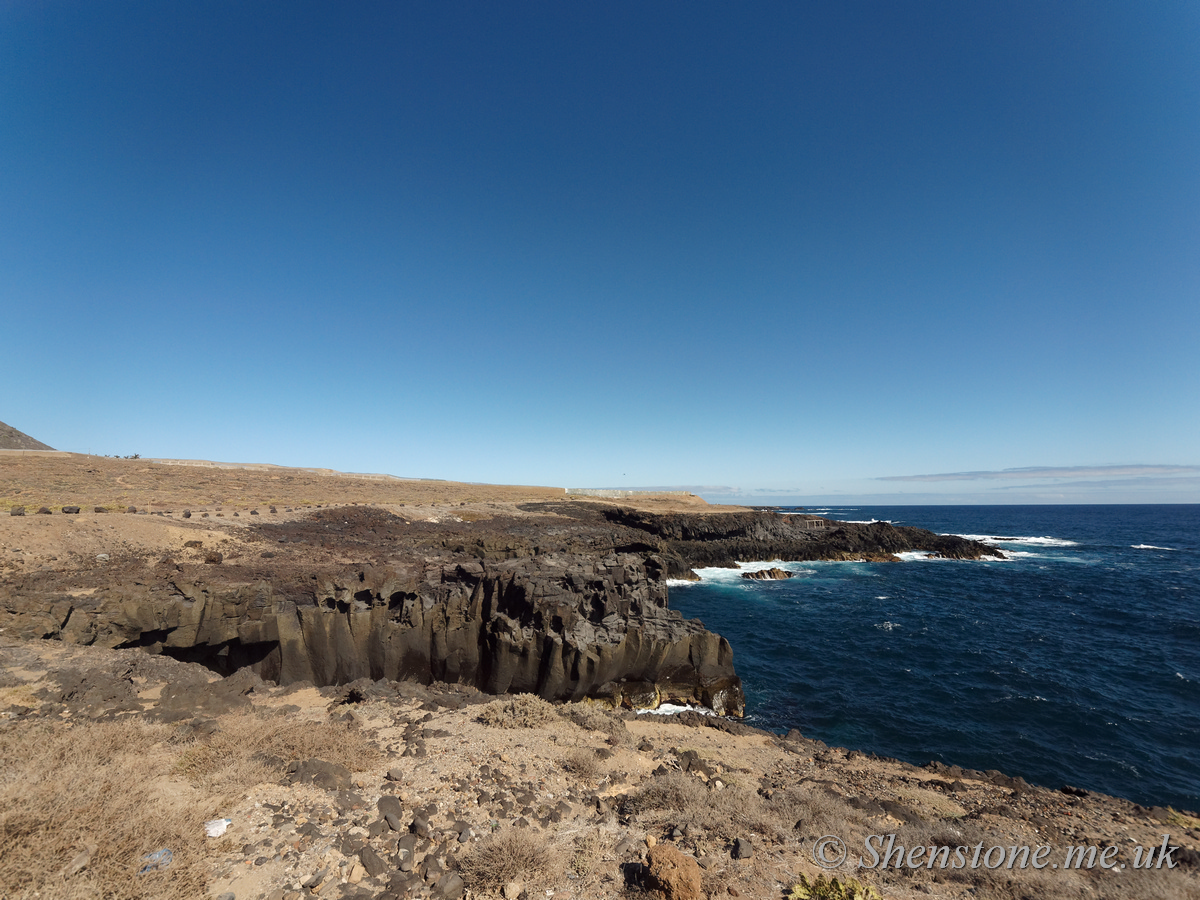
410;816;432;838
732;837;753;859
182;510;191;518
61;506;81;514
58;842;98;878
294;759;352;792
9;506;24;516
433;871;465;899
95;554;109;561
646;845;702;900
360;845;389;877
94;506;106;513
127;506;137;513
36;507;51;515
204;551;223;565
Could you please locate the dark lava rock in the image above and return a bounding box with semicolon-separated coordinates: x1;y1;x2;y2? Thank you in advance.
433;871;465;899
740;567;794;580
732;837;753;859
61;506;81;514
9;506;24;516
36;507;51;515
360;845;389;878
293;759;352;792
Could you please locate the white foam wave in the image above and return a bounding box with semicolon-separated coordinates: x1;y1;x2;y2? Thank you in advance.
875;621;901;631
954;533;1079;547
637;703;715;716
680;561;816;584
1177;672;1191;682
843;519;894;524
1132;544;1177;551
895;550;939;561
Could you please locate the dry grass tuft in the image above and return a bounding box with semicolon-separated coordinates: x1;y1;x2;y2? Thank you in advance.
570;828;607;878
624;772;873;846
476;694;560;728
561;748;604;784
0;718;207;900
623;769;709;818
173;711;381;797
457;826;561;889
563;701;631;747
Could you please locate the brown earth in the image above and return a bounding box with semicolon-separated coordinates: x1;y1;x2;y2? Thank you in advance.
1;636;1197;900
3;454;1197;899
0;453;730;518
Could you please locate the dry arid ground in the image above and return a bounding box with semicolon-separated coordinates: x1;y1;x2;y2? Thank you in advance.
1;454;1198;899
0;453;731;517
2;637;1198;900
0;452;735;579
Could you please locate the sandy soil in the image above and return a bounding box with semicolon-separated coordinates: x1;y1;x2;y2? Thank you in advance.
0;454;741;574
2;636;1198;900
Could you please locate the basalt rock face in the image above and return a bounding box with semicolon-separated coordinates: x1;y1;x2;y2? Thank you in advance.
599;507;1003;575
0;506;744;716
0;504;997;716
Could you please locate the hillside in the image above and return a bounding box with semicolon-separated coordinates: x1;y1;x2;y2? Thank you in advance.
0;419;54;451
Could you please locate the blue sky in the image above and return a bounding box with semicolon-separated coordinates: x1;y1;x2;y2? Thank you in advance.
3;2;1198;504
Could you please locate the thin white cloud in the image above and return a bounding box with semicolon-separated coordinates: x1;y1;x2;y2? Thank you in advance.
878;465;1200;483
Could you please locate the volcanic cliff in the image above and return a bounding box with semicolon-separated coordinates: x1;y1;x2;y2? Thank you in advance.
1;492;1001;716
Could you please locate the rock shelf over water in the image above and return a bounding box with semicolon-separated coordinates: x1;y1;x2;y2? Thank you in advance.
1;469;1000;716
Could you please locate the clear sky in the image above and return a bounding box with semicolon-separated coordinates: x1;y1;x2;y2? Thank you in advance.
4;2;1198;504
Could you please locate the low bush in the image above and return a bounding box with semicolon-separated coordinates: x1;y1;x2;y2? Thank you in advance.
477;694;560;728
458;826;560;889
561;748;604;783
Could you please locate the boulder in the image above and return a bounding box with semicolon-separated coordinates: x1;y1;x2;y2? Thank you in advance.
294;758;352;791
741;567;794;580
645;845;702;900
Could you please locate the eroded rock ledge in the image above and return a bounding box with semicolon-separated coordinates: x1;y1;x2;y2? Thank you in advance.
0;503;1000;715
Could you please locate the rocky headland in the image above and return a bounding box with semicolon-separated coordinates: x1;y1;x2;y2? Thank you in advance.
1;455;1001;718
8;455;1195;900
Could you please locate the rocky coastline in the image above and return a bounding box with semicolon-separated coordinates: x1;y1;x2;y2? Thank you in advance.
2;483;1000;717
1;455;1196;900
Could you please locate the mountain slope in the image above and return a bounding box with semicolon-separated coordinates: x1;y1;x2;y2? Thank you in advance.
0;420;54;451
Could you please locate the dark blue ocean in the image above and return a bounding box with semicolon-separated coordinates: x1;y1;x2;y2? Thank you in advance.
668;505;1200;811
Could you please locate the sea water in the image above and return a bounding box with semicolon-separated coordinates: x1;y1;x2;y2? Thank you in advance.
667;505;1200;810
